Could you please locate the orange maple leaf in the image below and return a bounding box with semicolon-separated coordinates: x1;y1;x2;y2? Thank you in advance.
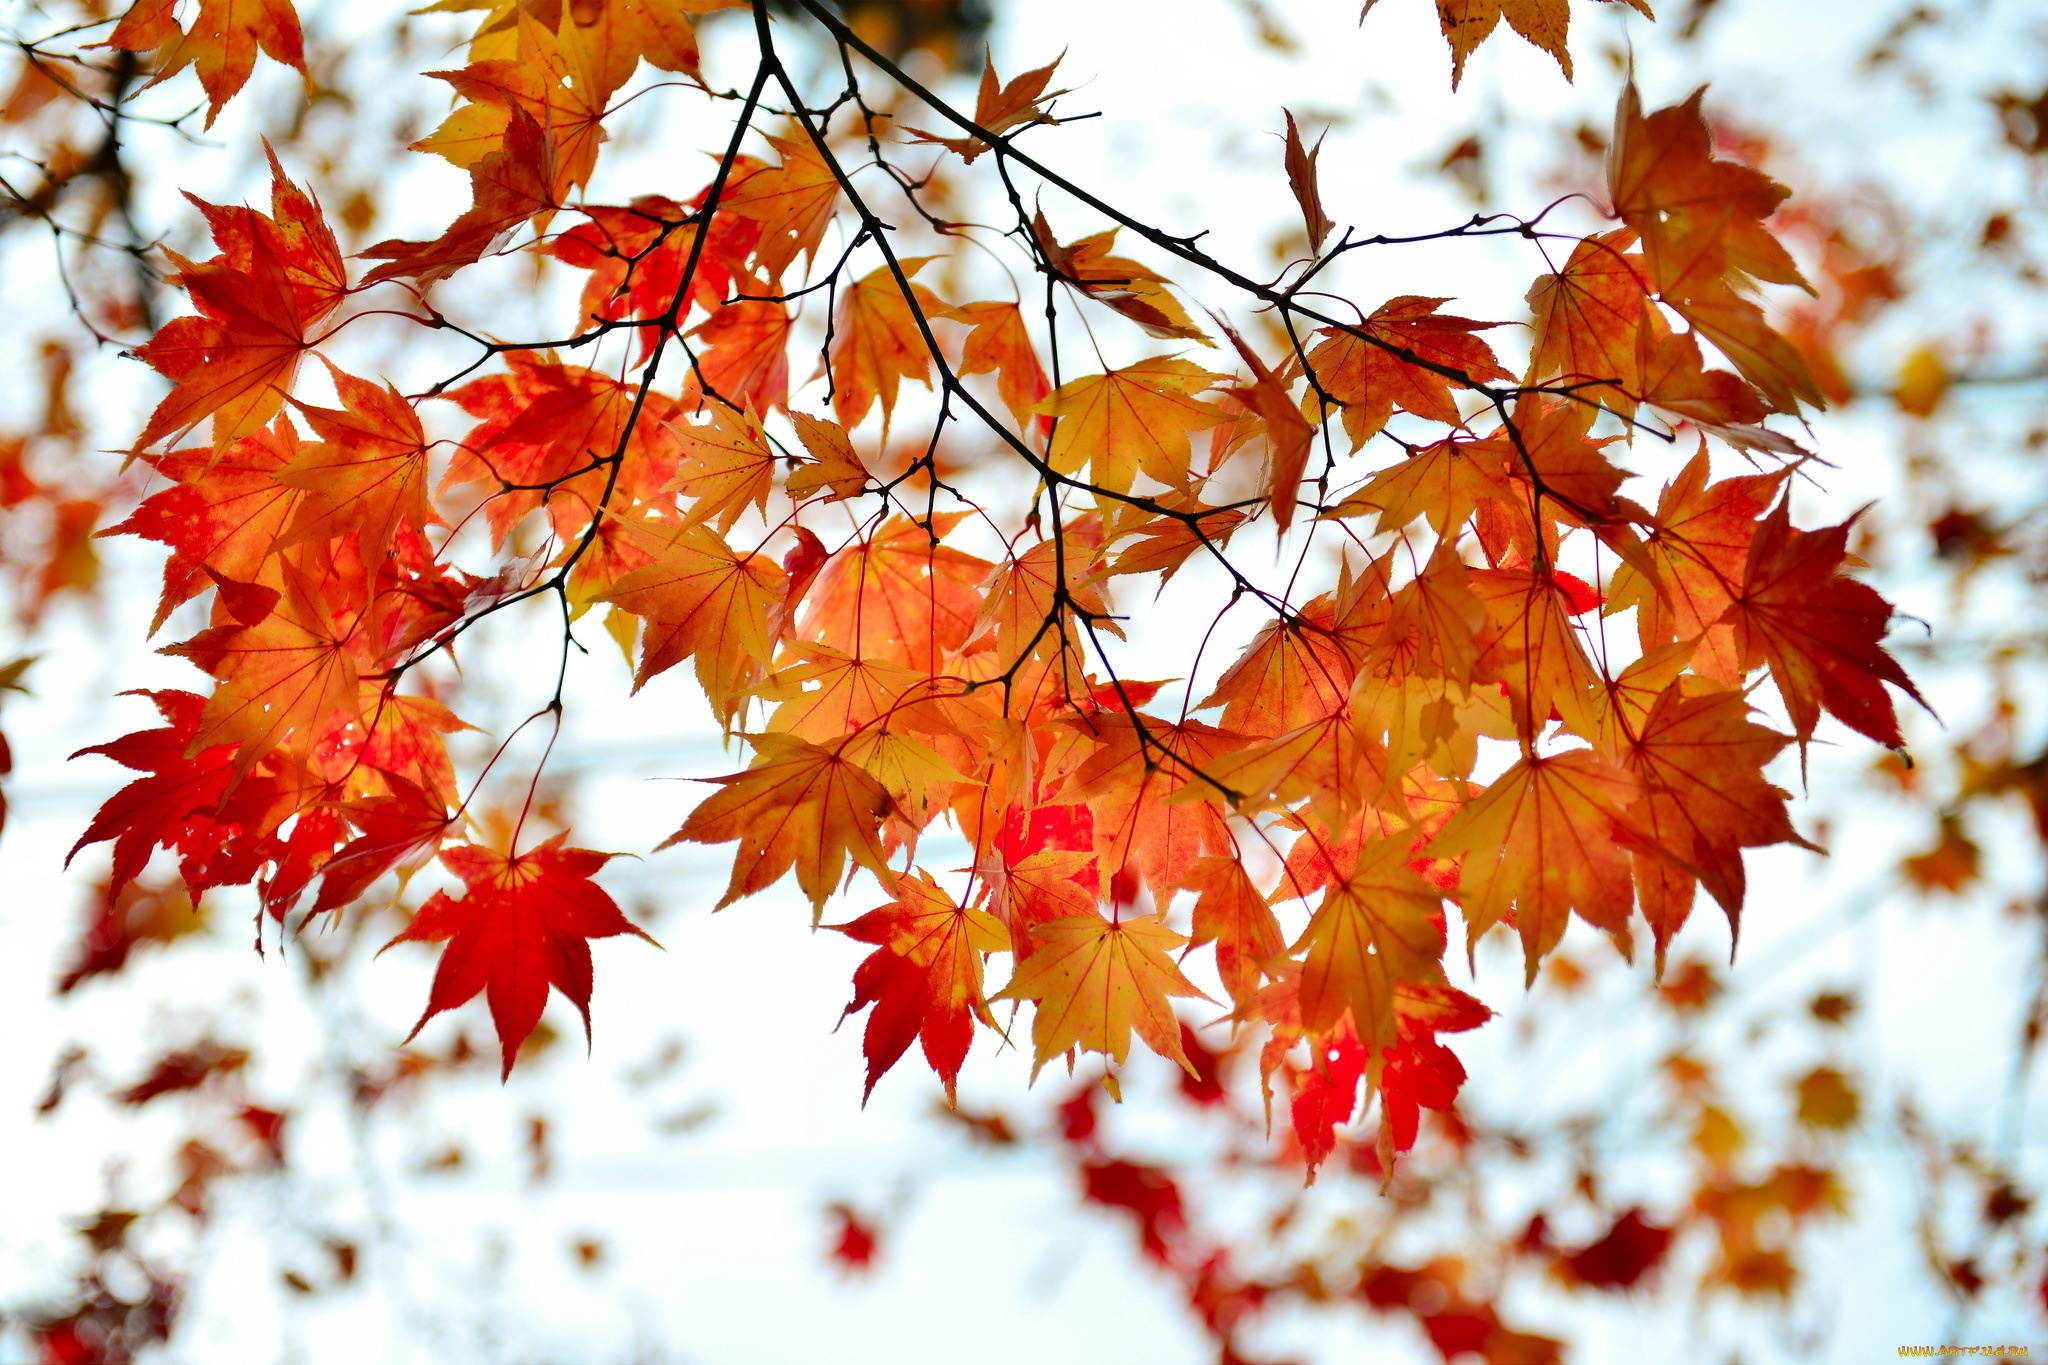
278;370;435;566
907;52;1071;163
132;159;342;453
103;0;307;126
1033;357;1229;496
107;421;310;630
667;731;896;917
1294;835;1447;1047
1616;682;1812;970
1305;298;1511;450
1428;748;1651;980
163;559;364;775
597;518;784;719
994;912;1211;1078
723;131;841;280
945;300;1052;432
664;401;776;533
801;513;992;671
828;258;943;433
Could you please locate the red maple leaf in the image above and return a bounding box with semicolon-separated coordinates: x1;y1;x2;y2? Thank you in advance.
383;834;657;1077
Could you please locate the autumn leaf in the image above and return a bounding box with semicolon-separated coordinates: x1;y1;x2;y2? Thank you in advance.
832;870;1007;1100
598;517;784;720
69;691;237;898
1294;835;1447;1047
278;370;434;565
691;290;792;415
132;159;343;453
994;912;1211;1078
1525;229;1649;412
1428;748;1650;980
667;731;896;917
1719;500;1929;748
908;52;1071;163
828;258;944;433
946;300;1052;432
163;559;363;775
786;411;870;502
664;401;776;533
382;834;656;1078
1220;321;1317;533
801;512;992;671
1306;298;1511;450
1183;855;1285;1007
722;131;840;279
107;421;309;631
1283;110;1335;250
1033;357;1229;495
104;0;307;126
1617;682;1811;970
1033;212;1210;344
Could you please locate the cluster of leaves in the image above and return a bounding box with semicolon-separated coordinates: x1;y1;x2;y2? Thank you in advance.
12;0;2048;1358
58;0;1925;1179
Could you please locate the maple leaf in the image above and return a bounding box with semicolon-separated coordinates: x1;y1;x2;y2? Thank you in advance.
69;691;237;898
1618;682;1811;970
1033;213;1210;343
1220;321;1318;533
1525;229;1650;412
829;258;943;433
832;870;1007;1101
1305;299;1511;450
1200;601;1353;739
722;131;840;280
945;301;1052;432
1468;565;1605;740
1608;85;1804;302
307;776;455;916
801;513;992;671
785;412;870;503
1291;1020;1369;1175
362;103;555;286
1606;85;1820;412
106;421;309;631
908;52;1071;163
969;530;1119;672
1430;749;1661;980
1033;357;1229;496
1337;433;1511;542
1294;835;1447;1047
690;289;793;415
132;160;342;453
549;0;707;103
382;834;656;1078
598;518;784;721
664;401;776;533
667;731;896;917
412;14;607;201
277;370;434;566
1719;500;1929;748
1607;444;1784;654
104;0;307;126
1183;855;1285;1007
1062;713;1246;902
163;560;363;775
994;912;1211;1079
1283;110;1335;250
1104;503;1247;588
